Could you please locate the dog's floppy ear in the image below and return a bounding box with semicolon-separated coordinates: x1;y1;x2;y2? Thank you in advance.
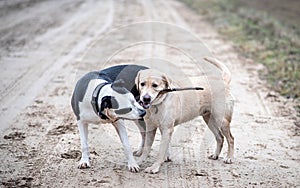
111;79;128;94
112;79;125;88
162;75;172;89
135;71;141;91
101;96;119;111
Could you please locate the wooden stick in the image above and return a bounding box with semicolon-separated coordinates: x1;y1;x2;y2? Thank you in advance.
158;87;204;95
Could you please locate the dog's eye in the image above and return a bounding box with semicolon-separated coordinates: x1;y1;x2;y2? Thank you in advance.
152;83;158;88
140;82;145;87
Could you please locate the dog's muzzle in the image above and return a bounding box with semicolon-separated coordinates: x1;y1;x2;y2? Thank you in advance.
141;94;151;109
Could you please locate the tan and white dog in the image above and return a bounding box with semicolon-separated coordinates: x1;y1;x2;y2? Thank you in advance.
136;57;235;173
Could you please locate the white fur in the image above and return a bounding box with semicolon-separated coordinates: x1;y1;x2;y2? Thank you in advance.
76;79;144;172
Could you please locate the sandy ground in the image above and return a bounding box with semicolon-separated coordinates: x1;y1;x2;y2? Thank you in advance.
0;0;299;187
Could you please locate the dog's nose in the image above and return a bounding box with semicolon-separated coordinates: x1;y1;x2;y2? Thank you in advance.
139;109;146;117
143;94;151;103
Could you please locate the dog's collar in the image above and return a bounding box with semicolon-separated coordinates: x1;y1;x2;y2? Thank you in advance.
91;82;110;120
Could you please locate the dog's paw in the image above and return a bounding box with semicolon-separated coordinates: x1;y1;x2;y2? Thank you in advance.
144;163;160;174
224;157;233;164
78;159;91;169
133;149;143;157
208;154;219;160
128;160;140;173
164;156;172;162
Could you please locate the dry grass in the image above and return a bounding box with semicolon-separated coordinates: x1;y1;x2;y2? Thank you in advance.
180;0;300;102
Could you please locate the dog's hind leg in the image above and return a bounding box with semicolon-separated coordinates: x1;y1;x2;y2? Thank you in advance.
78;120;91;169
203;114;224;160
220;118;234;164
113;120;140;172
133;120;146;157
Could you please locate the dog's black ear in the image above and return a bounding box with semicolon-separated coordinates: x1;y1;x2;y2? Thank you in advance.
111;79;129;94
101;96;119;111
112;79;125;87
135;72;141;91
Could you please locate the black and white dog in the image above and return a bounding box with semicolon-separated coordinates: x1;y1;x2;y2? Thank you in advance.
71;65;148;172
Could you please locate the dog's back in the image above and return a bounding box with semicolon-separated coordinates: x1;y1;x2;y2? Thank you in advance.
99;65;148;96
71;71;101;120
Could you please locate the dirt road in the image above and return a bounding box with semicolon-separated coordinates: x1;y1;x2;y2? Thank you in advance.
0;0;299;187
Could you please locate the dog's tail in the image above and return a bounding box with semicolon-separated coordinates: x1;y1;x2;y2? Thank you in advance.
203;57;232;85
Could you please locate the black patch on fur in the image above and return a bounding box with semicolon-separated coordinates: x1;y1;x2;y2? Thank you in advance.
115;107;132;115
98;96;118;120
101;96;119;110
111;79;129;94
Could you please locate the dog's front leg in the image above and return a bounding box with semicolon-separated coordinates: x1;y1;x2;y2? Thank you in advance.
113;120;139;172
138;124;157;164
78;120;90;169
133;120;146;157
144;126;174;174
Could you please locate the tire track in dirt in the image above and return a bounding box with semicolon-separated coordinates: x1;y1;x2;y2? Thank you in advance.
0;0;114;131
26;0;115;185
0;0;115;186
